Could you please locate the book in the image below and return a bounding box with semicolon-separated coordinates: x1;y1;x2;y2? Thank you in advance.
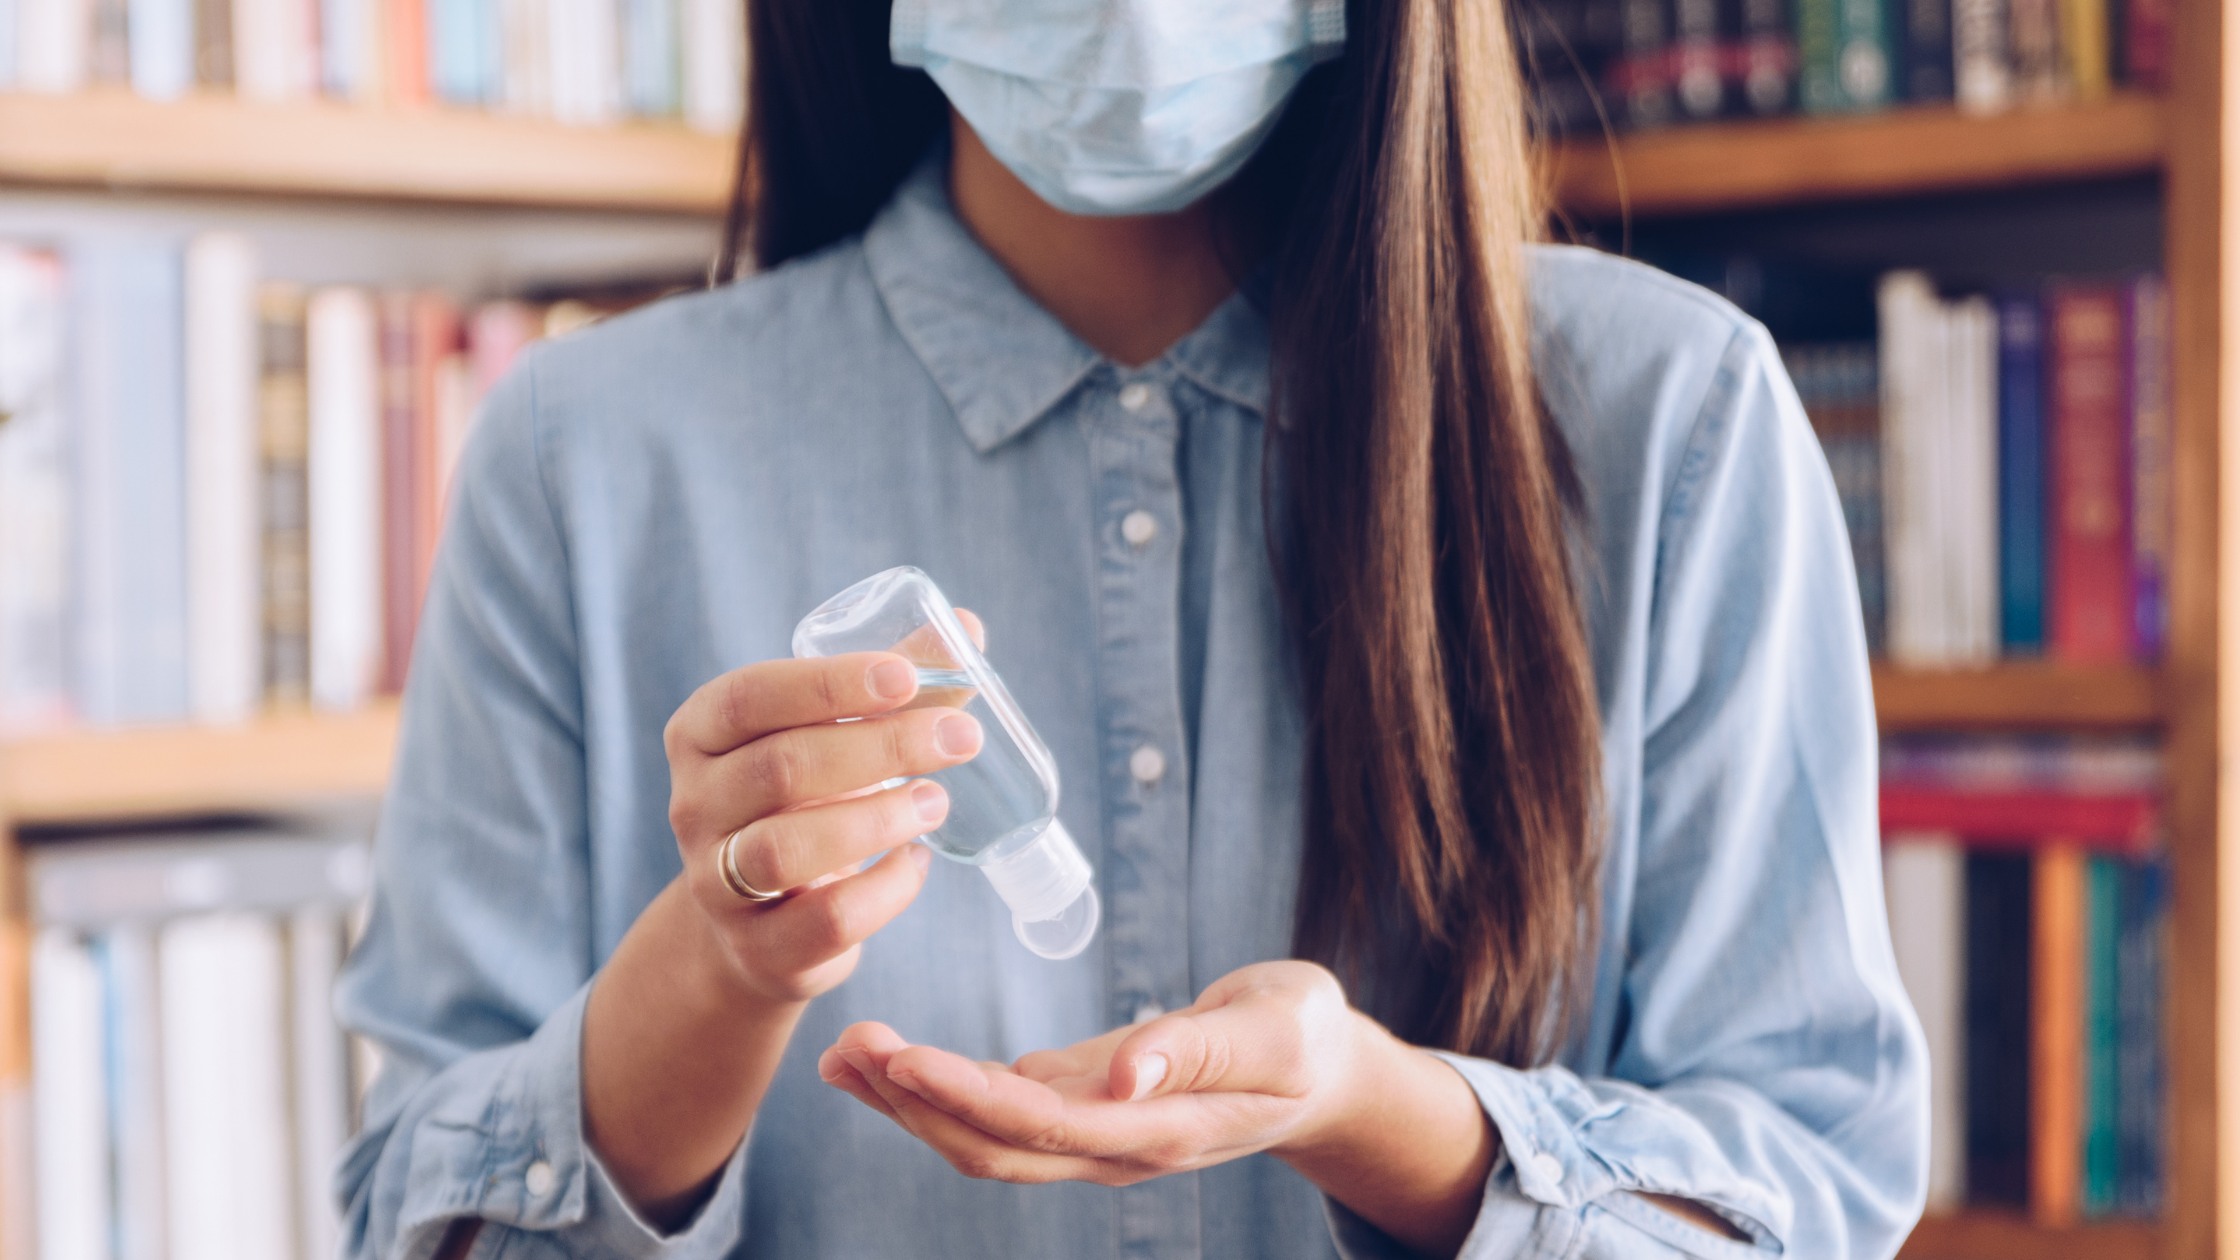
1800;0;1894;111
89;0;130;83
31;928;111;1260
1884;840;1966;1210
1880;273;1995;666
258;284;312;708
1965;851;2033;1206
308;287;385;713
71;238;191;727
468;299;539;401
430;0;501;104
26;824;375;928
194;0;234;85
1950;296;2001;664
1883;732;2161;793
2124;0;2170;86
2032;845;2085;1226
2116;858;2167;1212
621;0;680;117
1740;0;1800;113
185;232;263;726
1516;0;1623;136
1879;786;2160;850
319;0;378;99
0;0;14;89
1997;294;2047;654
2047;285;2133;663
681;0;746;134
1901;0;1955;99
232;0;315;99
500;0;554;116
1610;0;1676;127
17;0;89;94
2081;854;2122;1216
1954;0;2013;110
289;908;351;1260
1675;0;1724;119
1788;342;1886;651
387;0;428;105
98;924;166;1260
128;0;195;99
2128;275;2173;661
410;293;463;631
0;245;73;733
549;0;624;125
2009;0;2068;102
159;913;294;1260
2060;0;2111;97
378;292;420;692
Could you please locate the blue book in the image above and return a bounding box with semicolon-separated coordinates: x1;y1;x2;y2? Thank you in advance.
127;0;194;100
622;0;681;117
430;0;502;105
1998;294;2048;653
69;239;189;726
2116;858;2168;1213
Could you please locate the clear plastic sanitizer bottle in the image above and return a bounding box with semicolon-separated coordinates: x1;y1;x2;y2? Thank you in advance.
793;566;1100;961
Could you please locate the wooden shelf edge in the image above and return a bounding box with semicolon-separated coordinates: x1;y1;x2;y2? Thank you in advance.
0;703;400;826
1872;663;2164;731
0;90;733;214
1547;93;2167;219
1898;1210;2160;1259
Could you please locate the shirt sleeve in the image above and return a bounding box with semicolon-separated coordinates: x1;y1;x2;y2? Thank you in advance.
331;349;752;1260
1330;322;1928;1259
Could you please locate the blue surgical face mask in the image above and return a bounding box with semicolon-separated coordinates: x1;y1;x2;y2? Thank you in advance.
892;0;1347;217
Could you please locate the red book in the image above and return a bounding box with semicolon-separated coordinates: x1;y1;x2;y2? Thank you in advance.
1879;786;2160;853
2047;286;2134;663
378;293;418;694
410;293;462;629
387;0;428;106
2125;0;2171;88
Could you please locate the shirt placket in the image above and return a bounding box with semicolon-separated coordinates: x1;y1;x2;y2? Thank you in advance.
1087;368;1199;1260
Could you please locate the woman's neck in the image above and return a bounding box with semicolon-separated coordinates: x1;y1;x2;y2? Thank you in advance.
946;112;1239;368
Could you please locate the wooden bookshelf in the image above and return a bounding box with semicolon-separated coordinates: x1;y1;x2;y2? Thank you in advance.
0;90;732;213
1899;1212;2161;1259
1543;93;2166;219
1872;663;2165;731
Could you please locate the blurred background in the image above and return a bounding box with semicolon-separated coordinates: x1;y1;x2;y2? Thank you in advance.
0;0;2216;1255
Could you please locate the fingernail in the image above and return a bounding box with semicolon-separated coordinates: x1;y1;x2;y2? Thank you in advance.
887;1071;927;1097
908;842;933;872
935;712;982;757
838;1047;874;1076
1129;1054;1168;1102
911;780;948;823
868;658;916;700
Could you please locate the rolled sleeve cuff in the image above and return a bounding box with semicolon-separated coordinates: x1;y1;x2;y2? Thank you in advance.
400;983;751;1259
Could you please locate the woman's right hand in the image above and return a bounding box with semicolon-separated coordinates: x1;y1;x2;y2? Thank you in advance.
662;649;984;1007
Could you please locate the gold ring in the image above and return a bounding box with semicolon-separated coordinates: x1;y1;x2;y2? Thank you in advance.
718;828;784;902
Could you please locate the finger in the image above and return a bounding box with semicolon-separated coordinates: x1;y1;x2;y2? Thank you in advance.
726;779;949;896
734;844;931;975
691;705;982;834
837;1040;1103;1184
1013;1024;1134;1084
817;1047;902;1123
954;609;987;651
886;1046;1088;1153
1111;995;1332;1103
667;653;921;759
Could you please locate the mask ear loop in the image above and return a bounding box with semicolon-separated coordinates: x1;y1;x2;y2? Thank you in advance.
890;0;933;66
1306;0;1348;59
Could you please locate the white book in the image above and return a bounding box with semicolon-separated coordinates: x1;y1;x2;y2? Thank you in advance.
1954;0;2012;113
307;287;384;713
98;926;167;1260
0;245;73;733
680;0;744;134
548;0;622;124
1950;296;2000;663
17;0;89;91
0;0;16;88
127;0;193;97
319;0;376;96
31;929;111;1260
289;908;351;1260
500;0;552;115
2;1070;34;1260
160;914;295;1260
231;0;313;99
1878;271;1941;667
186;232;264;726
1884;840;1966;1211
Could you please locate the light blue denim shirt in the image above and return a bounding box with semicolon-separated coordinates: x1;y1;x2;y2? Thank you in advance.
336;155;1927;1260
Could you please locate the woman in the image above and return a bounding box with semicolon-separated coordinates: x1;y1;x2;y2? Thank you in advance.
336;0;1928;1256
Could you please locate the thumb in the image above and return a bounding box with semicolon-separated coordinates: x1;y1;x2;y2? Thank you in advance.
1110;994;1313;1104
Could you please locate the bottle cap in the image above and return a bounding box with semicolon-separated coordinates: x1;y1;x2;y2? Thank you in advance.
978;819;1100;960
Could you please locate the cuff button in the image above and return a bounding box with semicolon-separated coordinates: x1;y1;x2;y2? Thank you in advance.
525;1159;557;1198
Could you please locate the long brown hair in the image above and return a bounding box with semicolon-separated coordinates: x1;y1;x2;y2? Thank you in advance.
717;0;1603;1066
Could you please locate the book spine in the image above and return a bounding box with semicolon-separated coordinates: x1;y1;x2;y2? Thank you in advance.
1886;841;1967;1209
0;247;74;733
2115;858;2167;1212
307;287;385;713
1739;0;1799;112
31;929;111;1260
621;0;679;117
18;0;92;92
387;0;427;104
379;292;419;693
2128;275;2172;661
2081;855;2122;1215
185;232;264;726
680;0;744;133
194;0;234;86
289;909;352;1260
97;925;166;1260
2031;843;2084;1226
1675;0;1725;118
90;0;132;83
0;0;15;89
128;0;196;98
2048;286;2134;663
2009;0;2069;102
2123;0;2170;87
1954;296;2001;662
429;0;488;103
1902;0;1955;99
1965;851;2034;1206
1878;787;2160;850
258;284;312;708
1998;294;2047;653
410;293;461;636
1826;0;1896;108
1880;272;1943;665
2060;0;2111;97
1954;0;2013;109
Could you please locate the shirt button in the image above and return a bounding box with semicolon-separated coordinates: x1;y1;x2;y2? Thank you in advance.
524;1160;556;1197
1526;1152;1564;1187
1129;744;1166;785
1121;509;1158;547
1133;1001;1165;1025
1118;382;1154;412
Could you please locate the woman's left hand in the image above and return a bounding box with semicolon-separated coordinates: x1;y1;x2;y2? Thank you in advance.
816;960;1379;1185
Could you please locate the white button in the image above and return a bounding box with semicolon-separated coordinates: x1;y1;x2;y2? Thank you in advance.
524;1160;556;1197
1121;510;1158;546
1129;744;1166;785
1118;382;1154;412
1526;1152;1564;1186
1133;1001;1165;1025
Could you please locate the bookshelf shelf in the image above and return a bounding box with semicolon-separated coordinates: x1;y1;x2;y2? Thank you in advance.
1871;663;2165;731
0;90;733;214
0;704;400;826
1544;93;2166;219
1897;1211;2160;1259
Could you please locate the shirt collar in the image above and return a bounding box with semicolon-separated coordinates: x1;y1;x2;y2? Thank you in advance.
862;149;1271;455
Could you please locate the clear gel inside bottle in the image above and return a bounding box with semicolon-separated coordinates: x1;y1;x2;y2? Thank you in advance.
792;566;1099;961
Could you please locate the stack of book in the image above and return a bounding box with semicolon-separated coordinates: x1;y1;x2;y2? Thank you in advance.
0;0;745;132
0;235;623;734
1515;0;2168;135
22;820;375;1260
1783;271;2168;666
1881;734;2166;1220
